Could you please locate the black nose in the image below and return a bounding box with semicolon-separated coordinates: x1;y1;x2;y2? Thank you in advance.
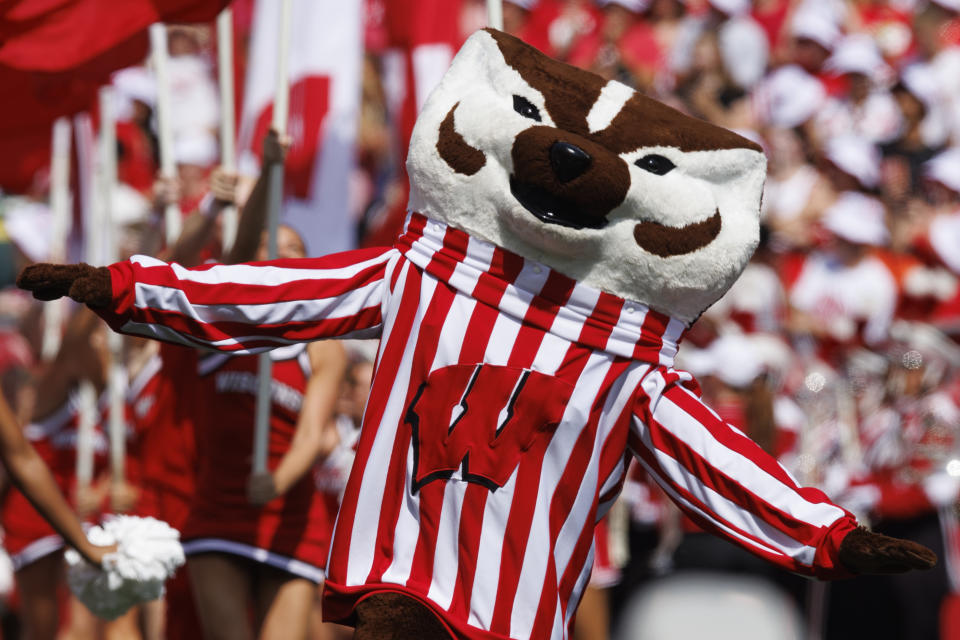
549;142;592;183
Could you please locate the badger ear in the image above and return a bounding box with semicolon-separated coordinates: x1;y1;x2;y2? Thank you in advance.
436;102;486;176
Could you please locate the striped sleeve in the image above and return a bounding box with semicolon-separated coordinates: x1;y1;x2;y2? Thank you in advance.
630;367;858;579
96;248;399;354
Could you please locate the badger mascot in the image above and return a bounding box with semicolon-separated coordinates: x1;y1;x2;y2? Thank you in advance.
20;30;935;640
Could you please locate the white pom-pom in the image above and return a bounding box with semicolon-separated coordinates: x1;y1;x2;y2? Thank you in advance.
65;515;185;620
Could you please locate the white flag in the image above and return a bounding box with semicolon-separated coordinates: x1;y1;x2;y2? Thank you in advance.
238;0;363;256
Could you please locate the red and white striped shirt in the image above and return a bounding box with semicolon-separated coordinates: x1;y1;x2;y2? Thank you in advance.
99;213;857;640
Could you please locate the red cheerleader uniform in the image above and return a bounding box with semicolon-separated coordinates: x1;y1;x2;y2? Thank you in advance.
128;343;198;529
1;390;108;570
180;343;336;583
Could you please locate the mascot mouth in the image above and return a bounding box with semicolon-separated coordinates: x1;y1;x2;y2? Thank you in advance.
509;177;607;230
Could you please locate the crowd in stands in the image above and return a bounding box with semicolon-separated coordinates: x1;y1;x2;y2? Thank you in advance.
0;0;959;638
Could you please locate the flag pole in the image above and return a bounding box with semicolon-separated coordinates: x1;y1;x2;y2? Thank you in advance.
99;86;127;490
41;117;72;361
76;112;98;496
252;0;293;475
217;8;238;252
149;23;183;246
487;0;504;30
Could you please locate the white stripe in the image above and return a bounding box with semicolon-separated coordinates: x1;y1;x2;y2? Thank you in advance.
426;479;469;609
586;80;634;134
553;365;643;585
467;467;517;630
634;453;790;560
531;331;572;374
133;278;383;327
633;389;821;566
510;353;613;640
347;266;436;586
383;288;475;586
550;596;566;640
563;546;596;631
654;383;847;528
132;250;396;287
483;312;523;368
448;234;493;297
181;538;324;583
381;440;421;585
658;317;687;365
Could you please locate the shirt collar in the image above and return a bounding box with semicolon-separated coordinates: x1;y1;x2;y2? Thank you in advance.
395;213;686;366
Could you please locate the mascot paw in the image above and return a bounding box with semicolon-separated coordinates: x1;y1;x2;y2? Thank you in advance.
838;526;937;574
17;263;112;308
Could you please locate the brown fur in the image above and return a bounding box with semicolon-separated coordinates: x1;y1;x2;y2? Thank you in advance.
437;102;486;176
353;592;453;640
17;263;112;308
633;209;722;257
838;526;938;574
511;126;630;223
485;29;762;154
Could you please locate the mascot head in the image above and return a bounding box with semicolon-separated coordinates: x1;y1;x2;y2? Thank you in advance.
407;29;766;325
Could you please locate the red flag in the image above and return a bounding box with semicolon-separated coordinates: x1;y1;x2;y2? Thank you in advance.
361;0;463;247
0;0;231;71
236;0;363;256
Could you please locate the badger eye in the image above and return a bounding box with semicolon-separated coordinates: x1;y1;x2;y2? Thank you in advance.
635;154;675;175
513;95;541;122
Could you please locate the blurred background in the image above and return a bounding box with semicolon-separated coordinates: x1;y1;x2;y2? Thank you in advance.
1;0;960;639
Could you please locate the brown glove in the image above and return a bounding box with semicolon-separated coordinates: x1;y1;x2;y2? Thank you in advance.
354;592;452;640
17;263;112;309
838;526;937;575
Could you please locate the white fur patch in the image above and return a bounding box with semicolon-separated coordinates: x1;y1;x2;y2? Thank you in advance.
587;81;635;134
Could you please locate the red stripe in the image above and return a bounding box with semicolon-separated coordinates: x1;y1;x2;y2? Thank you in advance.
665;383;844;509
489;343;590;636
134;260;390;306
578;291;621;349
366;277;458;584
644;391;831;548
448;280;566;620
129;306;384;350
634;308;667;362
405;292;502;594
627;428;814;574
327;262;422;582
535;361;630;636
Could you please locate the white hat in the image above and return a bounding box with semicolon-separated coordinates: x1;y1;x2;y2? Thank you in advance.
173;130;218;168
110;183;150;227
923;147;960;194
2;200;52;262
677;333;763;388
790;5;842;51
901;63;942;108
824;34;891;82
112;66;156;108
708;0;750;16
709;334;764;388
753;65;826;128
824;134;881;189
822;191;889;246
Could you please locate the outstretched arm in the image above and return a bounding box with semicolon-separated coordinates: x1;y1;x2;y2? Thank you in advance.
0;393;114;565
630;367;936;579
17;246;399;354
